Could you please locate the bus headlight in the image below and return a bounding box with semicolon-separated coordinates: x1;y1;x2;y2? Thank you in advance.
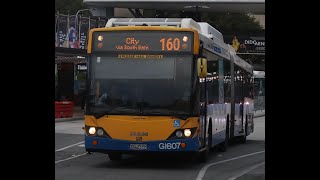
176;131;183;138
89;127;96;135
167;127;197;140
97;129;104;136
85;126;111;138
184;129;192;137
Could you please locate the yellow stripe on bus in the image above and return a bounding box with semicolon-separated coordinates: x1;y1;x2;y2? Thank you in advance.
85;115;199;141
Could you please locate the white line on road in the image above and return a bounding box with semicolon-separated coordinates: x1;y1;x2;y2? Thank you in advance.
55;141;84;152
55;153;87;164
227;161;265;180
196;150;265;180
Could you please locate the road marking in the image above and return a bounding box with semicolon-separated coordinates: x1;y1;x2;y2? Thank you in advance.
196;150;265;180
55;141;84;152
55;153;87;164
227;161;265;180
78;144;85;147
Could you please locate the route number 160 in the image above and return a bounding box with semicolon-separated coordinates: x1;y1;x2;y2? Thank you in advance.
160;38;181;51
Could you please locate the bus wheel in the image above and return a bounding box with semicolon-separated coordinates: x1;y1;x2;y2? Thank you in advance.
240;118;248;144
218;134;228;152
219;139;228;152
198;147;209;163
208;119;213;151
219;116;229;152
108;152;122;161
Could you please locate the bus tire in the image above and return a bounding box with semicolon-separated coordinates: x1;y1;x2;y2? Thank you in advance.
219;115;229;152
219;139;228;152
240;117;248;144
219;135;228;152
108;152;122;161
208;119;213;151
198;147;209;163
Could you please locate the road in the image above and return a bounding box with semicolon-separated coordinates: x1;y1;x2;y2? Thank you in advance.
55;116;265;180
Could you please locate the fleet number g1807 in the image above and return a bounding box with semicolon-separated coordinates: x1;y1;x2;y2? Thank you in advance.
158;142;181;150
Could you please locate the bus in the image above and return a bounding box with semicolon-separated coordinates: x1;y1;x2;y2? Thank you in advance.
84;18;254;162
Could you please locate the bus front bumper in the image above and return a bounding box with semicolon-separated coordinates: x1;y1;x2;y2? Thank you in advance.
85;136;200;153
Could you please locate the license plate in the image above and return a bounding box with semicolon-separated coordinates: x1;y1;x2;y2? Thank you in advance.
130;144;147;150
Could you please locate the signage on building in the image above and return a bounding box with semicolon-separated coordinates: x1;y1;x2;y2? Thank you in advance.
79;17;90;49
225;36;265;54
77;63;87;71
57;15;68;48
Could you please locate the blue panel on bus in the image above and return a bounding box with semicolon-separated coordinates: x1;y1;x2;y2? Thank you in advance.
85;136;199;152
212;130;226;146
213;46;222;53
173;120;180;128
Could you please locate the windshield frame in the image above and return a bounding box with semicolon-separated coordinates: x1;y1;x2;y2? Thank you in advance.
85;53;197;117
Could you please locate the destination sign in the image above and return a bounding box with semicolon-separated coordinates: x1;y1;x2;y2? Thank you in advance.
118;54;164;59
92;31;193;53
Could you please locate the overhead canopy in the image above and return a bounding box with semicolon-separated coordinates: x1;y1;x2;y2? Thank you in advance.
84;0;265;14
55;47;88;57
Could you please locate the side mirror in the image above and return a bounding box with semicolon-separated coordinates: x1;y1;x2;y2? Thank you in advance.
197;58;207;78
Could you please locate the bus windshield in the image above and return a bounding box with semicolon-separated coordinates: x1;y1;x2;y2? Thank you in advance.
87;54;194;117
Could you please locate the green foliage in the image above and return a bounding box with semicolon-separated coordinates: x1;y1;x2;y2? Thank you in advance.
201;13;263;35
76;72;86;81
55;0;87;14
54;1;263;35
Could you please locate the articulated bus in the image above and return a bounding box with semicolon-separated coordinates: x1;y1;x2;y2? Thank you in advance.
84;18;254;162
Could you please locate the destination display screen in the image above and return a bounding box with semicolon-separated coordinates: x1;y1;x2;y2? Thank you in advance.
92;31;193;53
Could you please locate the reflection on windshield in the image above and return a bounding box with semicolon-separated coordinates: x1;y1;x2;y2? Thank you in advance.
88;54;194;116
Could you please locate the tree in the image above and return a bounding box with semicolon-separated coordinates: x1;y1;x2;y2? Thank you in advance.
146;11;263;36
55;0;87;14
201;13;264;36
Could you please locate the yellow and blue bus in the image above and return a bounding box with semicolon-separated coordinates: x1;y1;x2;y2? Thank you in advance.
84;18;254;162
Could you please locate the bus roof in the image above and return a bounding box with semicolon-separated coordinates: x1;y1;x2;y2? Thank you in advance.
103;18;253;73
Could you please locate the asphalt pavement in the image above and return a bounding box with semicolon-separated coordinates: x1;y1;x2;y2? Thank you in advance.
55;116;265;180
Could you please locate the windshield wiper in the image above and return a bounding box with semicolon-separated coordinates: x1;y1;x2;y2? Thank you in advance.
136;100;145;116
169;111;190;120
93;107;137;119
143;109;166;116
143;109;190;120
93;106;118;119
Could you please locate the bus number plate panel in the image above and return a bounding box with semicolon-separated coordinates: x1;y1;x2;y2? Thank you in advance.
129;144;147;150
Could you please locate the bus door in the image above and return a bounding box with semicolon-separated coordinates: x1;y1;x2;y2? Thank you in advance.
199;77;208;148
240;71;244;133
239;103;244;133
